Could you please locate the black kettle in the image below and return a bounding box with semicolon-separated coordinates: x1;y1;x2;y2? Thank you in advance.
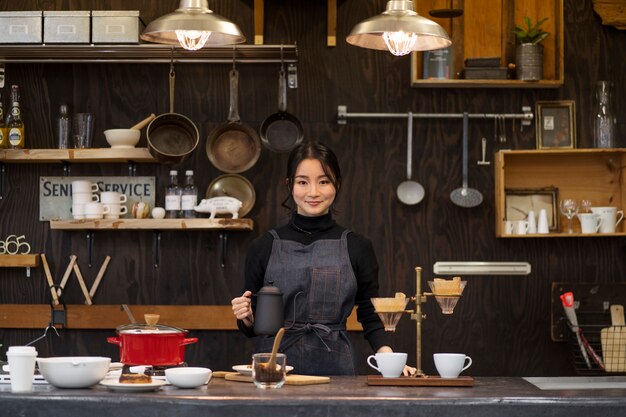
253;281;284;335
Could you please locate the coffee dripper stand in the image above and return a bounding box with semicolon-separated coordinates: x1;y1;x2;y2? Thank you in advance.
368;266;471;386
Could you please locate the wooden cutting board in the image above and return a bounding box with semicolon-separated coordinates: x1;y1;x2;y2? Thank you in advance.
367;375;474;387
601;304;626;372
224;373;330;385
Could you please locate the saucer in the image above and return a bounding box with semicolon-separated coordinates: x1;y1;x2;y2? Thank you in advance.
99;378;167;392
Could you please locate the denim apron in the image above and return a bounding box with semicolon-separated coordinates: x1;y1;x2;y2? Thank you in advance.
255;229;357;376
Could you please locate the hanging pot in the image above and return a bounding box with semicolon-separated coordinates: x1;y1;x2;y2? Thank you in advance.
206;68;261;173
206;174;256;218
147;65;199;165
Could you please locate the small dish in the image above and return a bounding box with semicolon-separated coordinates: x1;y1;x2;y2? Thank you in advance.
99;378;167;392
232;364;293;377
165;367;212;388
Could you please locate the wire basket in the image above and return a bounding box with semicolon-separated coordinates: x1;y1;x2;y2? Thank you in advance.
566;311;626;375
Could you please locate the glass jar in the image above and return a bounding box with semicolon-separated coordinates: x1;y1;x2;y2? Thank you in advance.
593;80;616;148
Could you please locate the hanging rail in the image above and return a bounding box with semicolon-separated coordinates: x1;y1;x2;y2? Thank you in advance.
337;105;534;126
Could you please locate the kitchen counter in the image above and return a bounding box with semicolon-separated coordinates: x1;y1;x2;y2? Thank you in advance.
2;376;626;417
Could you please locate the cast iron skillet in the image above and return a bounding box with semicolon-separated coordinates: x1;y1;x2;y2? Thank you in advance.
259;68;303;153
206;68;261;173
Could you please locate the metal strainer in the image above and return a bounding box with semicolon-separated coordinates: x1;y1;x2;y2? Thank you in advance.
450;112;483;208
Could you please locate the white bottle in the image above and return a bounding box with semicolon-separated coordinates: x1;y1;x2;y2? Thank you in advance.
527;210;537;234
181;170;198;218
537;209;550;234
165;170;181;218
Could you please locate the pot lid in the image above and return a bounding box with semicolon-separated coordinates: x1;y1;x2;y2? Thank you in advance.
206;174;256;217
116;323;186;334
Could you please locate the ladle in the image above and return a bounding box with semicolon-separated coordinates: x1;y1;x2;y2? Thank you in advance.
450;112;483;208
396;112;425;205
266;327;285;371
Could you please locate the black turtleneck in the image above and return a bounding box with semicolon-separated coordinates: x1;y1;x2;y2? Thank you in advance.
239;212;391;353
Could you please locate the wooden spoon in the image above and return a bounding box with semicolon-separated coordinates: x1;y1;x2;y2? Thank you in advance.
266;327;285;371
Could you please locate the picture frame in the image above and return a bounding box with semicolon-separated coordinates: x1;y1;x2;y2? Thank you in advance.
535;100;576;149
505;187;560;231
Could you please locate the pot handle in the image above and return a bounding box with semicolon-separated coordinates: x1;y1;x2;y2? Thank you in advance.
107;336;121;346
180;337;198;346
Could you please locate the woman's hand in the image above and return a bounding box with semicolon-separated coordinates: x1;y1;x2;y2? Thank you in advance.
376;345;417;377
231;291;254;327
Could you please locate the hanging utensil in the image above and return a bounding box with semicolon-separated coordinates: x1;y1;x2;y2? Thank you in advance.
450;112;483;208
396;112;425;205
477;137;490;166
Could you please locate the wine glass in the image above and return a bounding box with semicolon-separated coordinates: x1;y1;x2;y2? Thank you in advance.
580;199;593;213
559;199;579;234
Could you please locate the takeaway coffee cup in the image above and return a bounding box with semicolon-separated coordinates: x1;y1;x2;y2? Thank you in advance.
6;346;38;392
433;353;472;378
590;207;624;233
577;213;602;234
367;352;407;378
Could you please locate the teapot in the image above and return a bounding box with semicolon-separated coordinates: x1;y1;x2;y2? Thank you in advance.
253;281;284;335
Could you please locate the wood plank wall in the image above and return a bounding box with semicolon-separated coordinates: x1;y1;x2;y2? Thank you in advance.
1;0;625;376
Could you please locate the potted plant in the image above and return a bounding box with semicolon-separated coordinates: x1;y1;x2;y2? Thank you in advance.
514;16;549;81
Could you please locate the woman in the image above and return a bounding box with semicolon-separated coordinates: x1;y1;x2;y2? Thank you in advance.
231;141;414;376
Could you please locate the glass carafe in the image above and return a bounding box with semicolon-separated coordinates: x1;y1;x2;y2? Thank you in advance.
594;80;616;148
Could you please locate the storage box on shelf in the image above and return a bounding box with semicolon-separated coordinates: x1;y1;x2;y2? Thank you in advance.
495;149;626;237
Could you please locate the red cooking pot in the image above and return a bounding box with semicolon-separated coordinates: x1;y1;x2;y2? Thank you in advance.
107;323;198;366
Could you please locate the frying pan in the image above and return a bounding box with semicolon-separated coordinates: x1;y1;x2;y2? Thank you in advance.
147;64;199;165
259;67;303;153
206;174;256;218
206;68;261;173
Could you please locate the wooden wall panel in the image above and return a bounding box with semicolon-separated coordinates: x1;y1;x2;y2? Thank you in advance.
1;0;626;377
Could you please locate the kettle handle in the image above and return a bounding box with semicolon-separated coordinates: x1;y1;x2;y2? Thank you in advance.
107;336;121;346
180;337;198;346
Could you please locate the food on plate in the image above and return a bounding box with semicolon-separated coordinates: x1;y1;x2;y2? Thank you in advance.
119;365;152;384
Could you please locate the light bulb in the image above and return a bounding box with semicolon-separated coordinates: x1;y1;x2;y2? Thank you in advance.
176;30;212;50
382;31;418;56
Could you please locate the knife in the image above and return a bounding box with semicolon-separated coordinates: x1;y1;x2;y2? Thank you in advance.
560;292;592;369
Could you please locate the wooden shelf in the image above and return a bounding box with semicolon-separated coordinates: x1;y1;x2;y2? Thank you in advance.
0;148;156;163
495;148;626;237
411;0;564;88
0;254;40;267
49;218;254;231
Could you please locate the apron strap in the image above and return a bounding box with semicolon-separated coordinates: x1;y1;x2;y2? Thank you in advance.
282;322;347;352
269;229;279;239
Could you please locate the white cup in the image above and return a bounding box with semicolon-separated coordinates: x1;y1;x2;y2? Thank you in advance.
504;220;514;235
6;346;38;392
103;204;128;219
590;207;624;233
72;180;98;194
513;220;528;235
527;210;537;234
433;353;472;378
577;213;603;234
72;203;86;219
366;352;407;378
537;209;550;234
72;192;99;204
83;202;110;219
100;191;127;204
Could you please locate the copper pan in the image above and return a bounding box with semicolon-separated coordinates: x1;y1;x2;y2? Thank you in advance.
206;174;256;217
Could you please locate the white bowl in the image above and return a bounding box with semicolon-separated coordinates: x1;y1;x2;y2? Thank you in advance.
165;367;212;388
37;356;111;388
104;129;141;148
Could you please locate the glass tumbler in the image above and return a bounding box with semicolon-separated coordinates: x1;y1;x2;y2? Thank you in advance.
252;353;286;389
73;113;95;148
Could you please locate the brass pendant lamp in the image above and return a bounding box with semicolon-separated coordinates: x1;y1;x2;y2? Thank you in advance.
141;0;245;51
346;0;451;56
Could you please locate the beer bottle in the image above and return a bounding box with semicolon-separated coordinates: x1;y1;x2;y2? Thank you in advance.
0;91;7;148
6;85;24;149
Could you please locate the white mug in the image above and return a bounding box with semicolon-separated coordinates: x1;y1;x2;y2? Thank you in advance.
367;352;407;378
72;180;98;194
103;204;128;219
83;202;110;219
504;220;514;235
100;191;127;204
513;220;528;235
72;192;99;204
590;207;624;233
537;209;550;234
577;213;602;234
72;203;86;219
433;353;472;378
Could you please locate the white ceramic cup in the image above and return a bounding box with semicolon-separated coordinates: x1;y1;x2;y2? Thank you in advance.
433;353;472;378
83;202;110;219
103;204;128;219
577;213;603;234
513;220;528;235
504;220;514;235
72;192;99;204
72;180;98;194
590;207;624;233
537;209;550;234
100;191;127;204
72;203;86;219
6;346;38;392
366;352;407;378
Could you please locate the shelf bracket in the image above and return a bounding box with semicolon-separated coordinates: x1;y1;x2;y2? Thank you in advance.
153;231;161;269
220;231;228;268
0;162;4;200
62;161;71;176
86;231;94;268
128;161;137;177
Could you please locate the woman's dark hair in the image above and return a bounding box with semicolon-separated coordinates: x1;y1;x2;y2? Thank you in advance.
281;141;342;211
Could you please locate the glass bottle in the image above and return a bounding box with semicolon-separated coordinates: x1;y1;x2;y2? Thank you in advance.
181;170;198;218
165;170;181;218
0;91;7;148
593;80;616;148
56;104;70;149
6;85;24;149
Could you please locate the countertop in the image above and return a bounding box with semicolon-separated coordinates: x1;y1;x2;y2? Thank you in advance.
2;376;626;417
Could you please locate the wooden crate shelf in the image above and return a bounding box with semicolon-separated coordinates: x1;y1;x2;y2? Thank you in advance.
0;254;40;268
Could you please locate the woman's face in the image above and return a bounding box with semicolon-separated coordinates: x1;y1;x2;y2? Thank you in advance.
292;158;336;217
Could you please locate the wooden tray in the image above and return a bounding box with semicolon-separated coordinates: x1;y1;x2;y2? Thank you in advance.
224;373;330;386
367;375;474;387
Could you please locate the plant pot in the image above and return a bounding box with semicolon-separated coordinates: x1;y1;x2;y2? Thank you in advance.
515;43;544;81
